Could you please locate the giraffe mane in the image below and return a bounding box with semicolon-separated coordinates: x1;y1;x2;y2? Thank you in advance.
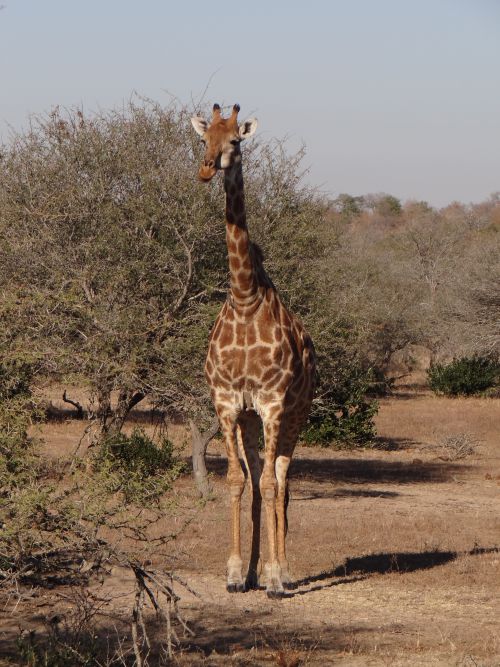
249;241;275;289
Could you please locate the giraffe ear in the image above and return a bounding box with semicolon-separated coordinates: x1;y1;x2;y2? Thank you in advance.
191;116;208;137
238;118;258;140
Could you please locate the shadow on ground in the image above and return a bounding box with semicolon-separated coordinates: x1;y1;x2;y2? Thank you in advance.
287;545;500;596
290;457;468;484
372;435;419;450
0;596;362;665
293;487;401;500
2;547;498;664
205;455;469;485
45;404;169;426
175;545;500;657
184;609;369;659
388;384;432;400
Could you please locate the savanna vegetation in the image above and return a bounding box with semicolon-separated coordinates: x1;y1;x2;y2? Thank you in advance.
1;98;499;664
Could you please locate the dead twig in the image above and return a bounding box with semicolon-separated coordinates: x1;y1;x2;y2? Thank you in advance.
129;562;195;662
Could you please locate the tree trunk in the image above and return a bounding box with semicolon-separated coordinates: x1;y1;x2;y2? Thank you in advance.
190;417;219;498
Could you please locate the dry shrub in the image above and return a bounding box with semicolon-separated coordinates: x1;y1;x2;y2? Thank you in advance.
439;433;479;461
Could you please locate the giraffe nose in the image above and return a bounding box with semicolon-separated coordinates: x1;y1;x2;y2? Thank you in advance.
204;159;215;169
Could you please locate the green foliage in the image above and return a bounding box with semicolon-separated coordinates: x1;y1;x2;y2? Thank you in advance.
375;194;402;217
0;358;39;490
0;358;55;567
334;193;365;221
303;404;378;447
303;322;378;447
427;355;500;396
363;193;402;218
0;359;33;401
95;428;184;504
100;428;177;474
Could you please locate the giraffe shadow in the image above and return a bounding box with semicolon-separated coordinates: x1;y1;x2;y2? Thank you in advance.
293;487;400;500
204;455;469;485
288;457;469;485
282;546;500;597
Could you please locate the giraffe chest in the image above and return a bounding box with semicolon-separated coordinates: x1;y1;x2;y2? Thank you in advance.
205;314;295;395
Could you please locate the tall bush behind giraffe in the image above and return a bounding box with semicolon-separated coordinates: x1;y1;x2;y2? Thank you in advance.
0;98;373;443
0;100;223;434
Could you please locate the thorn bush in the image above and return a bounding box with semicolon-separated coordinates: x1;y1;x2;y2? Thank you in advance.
427;355;499;396
302;323;378;447
95;428;185;504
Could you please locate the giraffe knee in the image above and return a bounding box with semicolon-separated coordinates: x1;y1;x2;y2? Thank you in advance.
229;483;245;499
259;473;277;500
227;468;245;497
226;456;244;481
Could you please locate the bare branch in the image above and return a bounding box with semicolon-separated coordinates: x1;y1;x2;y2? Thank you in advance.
62;390;84;419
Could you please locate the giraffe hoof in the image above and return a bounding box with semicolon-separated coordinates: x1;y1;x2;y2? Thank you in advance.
227;583;245;593
245;571;260;591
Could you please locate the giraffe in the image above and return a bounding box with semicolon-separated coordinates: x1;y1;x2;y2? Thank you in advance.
191;103;316;598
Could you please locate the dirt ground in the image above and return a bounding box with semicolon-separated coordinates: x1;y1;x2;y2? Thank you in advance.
2;388;500;666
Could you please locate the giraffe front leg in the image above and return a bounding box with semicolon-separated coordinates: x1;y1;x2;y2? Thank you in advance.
260;412;285;599
227;482;245;592
220;416;246;593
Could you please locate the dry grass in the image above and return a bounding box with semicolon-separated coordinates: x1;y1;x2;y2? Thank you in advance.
375;390;499;450
3;388;500;666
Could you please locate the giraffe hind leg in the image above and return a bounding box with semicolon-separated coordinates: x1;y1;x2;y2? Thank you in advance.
275;418;303;590
238;411;262;591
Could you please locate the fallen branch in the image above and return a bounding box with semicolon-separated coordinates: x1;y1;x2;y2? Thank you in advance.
130;563;195;661
62;390;84;419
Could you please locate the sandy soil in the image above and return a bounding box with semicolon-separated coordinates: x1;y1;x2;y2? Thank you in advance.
2;389;499;666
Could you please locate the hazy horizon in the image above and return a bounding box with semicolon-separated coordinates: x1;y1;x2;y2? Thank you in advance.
1;0;499;208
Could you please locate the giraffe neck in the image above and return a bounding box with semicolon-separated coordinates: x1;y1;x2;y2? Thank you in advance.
224;159;260;309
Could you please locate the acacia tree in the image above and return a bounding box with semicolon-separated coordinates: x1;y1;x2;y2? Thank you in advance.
0;100;225;435
0;100;334;442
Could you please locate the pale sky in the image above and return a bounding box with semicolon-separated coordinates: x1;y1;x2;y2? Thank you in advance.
1;0;499;207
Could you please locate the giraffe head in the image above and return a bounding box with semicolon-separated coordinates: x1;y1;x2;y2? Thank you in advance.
191;104;258;182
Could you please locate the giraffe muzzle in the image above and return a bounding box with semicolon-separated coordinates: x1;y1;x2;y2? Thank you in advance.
199;163;218;182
